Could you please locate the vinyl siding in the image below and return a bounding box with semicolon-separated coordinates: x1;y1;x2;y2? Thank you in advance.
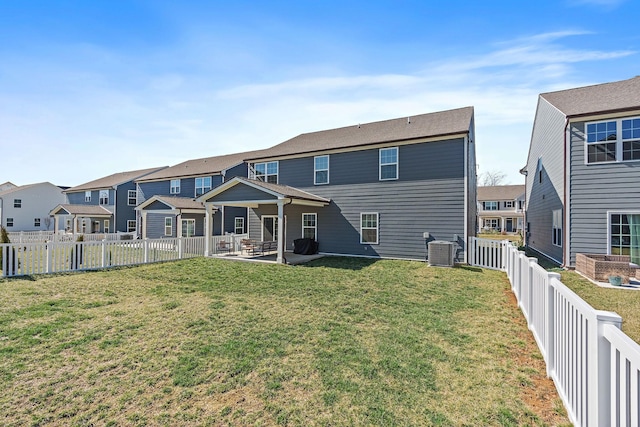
247;139;468;260
0;183;66;231
525;98;566;263
568;119;640;265
115;182;137;232
147;213;176;238
211;184;278;202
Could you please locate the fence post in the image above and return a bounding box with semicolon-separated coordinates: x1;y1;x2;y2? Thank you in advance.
545;272;561;378
46;243;51;274
101;240;107;268
590;310;623;426
144;239;149;263
526;258;538;328
178;237;183;259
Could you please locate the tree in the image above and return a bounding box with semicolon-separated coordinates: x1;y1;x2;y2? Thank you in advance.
480;170;507;186
43;216;52;230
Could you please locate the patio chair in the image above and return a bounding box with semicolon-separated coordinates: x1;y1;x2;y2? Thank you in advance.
240;238;255;254
216;240;232;254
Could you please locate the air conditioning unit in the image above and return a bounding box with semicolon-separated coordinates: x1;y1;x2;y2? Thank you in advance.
428;241;456;267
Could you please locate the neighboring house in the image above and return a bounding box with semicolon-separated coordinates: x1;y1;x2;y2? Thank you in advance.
0;182;66;231
523;76;640;266
135;151;265;239
477;185;525;233
199;107;477;263
50;167;166;234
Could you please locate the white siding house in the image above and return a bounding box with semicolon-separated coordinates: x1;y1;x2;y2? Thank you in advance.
0;182;67;232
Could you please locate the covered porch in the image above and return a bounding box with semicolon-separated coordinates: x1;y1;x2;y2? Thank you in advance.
198;177;330;263
136;195;212;239
50;204;113;235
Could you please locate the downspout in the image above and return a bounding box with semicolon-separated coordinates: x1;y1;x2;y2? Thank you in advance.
562;118;570;268
112;185;118;232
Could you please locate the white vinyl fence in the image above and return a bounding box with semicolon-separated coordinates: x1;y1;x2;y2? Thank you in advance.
7;231;137;243
1;236;206;277
470;237;640;427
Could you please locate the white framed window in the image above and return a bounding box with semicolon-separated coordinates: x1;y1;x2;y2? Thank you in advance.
13;199;21;208
314;155;329;185
253;161;278;183
234;217;245;234
104;220;110;233
81;219;87;233
586;117;640;164
170;179;181;194
181;219;195;237
360;213;379;244
128;190;137;206
99;190;109;205
85;191;91;202
504;201;514;208
6;218;13;227
552;209;562;247
34;218;41;227
379;147;398;180
302;213;317;240
164;217;172;236
609;212;640;265
127;220;137;233
195;177;212;197
483;201;498;211
65;218;71;230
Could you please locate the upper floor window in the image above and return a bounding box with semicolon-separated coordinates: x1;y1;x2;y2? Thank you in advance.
34;218;41;227
170;179;181;194
504;201;514;208
85;191;91;202
379;147;398;180
552;209;562;247
314;156;329;185
483;201;498;211
99;190;109;205
195;177;212;197
586;117;640;164
128;190;137;206
13;199;21;208
253;161;278;184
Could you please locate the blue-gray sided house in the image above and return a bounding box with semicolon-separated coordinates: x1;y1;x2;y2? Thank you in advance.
135;151;265;239
523;76;640;266
199;107;477;263
50;167;166;235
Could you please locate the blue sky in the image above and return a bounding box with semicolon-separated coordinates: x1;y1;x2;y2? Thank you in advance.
1;0;638;187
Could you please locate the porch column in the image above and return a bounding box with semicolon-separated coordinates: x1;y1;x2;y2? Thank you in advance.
141;211;148;240
204;204;212;256
177;214;183;238
501;217;505;232
277;200;284;264
72;215;78;236
54;216;59;235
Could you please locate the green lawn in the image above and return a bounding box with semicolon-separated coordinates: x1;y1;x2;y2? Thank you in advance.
0;257;569;426
560;271;640;344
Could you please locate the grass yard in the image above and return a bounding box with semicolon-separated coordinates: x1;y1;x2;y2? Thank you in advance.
560;271;640;344
0;257;569;426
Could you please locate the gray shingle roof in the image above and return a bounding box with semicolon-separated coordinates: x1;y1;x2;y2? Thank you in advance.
234;177;330;203
151;196;205;210
137;150;269;182
477;185;525;201
541;76;640;117
52;204;113;216
65;167;167;192
246;107;474;160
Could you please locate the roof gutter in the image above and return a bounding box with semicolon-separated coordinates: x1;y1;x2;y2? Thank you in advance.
562;118;570;268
